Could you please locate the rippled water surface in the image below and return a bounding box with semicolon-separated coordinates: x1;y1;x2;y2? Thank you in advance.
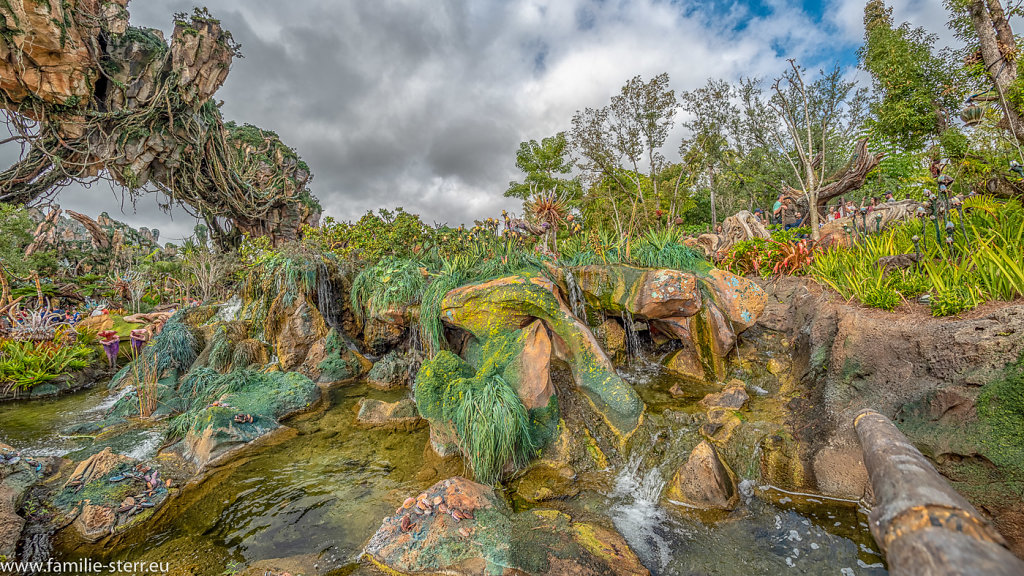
4;375;886;575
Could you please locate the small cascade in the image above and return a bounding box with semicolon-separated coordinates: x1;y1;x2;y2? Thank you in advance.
564;269;588;324
609;432;675;573
407;322;423;354
622;310;642;362
316;260;340;330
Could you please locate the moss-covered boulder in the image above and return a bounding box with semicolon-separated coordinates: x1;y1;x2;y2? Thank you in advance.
441;276;643;441
184;371;319;468
314;328;372;385
367;350;423;390
572;265;701;319
364;476;648;576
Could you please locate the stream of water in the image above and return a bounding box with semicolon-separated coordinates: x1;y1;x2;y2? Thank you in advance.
1;365;887;575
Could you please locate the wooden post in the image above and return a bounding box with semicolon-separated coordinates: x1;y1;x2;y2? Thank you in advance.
854;409;1024;576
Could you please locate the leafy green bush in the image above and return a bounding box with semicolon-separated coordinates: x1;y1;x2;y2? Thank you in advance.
810;198;1024;313
0;340;94;394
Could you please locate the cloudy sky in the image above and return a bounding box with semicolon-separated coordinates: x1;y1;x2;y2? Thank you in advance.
1;0;959;242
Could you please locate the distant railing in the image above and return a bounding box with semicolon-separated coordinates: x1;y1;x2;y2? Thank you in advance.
854;409;1024;576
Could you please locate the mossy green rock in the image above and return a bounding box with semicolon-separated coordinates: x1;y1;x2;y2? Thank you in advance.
185;371;319;468
441;276;643;442
367;350;422;390
571;265;701;319
364;476;648;576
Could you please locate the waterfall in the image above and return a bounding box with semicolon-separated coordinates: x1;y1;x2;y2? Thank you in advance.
609;432;673;573
622;310;642;362
564;269;588;324
316;261;339;330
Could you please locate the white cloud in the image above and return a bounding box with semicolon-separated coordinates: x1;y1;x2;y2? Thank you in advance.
3;0;944;241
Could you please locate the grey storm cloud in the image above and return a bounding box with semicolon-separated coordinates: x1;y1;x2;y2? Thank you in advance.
1;0;954;242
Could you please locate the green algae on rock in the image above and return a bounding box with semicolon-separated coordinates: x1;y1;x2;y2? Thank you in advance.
364;476;649;576
441;275;644;441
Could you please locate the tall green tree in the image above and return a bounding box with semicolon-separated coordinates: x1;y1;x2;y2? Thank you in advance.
504;132;579;200
860;0;961;150
570;73;678;235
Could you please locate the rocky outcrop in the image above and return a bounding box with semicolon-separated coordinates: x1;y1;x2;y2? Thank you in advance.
364;476;648;576
572;266;701;319
441;275;643;441
272;294;328;372
666;440;739;511
690;210;770;259
367;350;423;391
754;277;1024;554
0;443;40;558
558;264;765;383
52;448;171;543
184;371;319;469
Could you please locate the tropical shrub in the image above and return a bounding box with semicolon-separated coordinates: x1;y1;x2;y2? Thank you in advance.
810;197;1024;315
0;339;95;394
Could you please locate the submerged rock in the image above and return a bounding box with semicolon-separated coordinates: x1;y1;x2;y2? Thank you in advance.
666;440;739;511
698;380;749;412
355;398;424;431
52;448;172;543
364;476;648;576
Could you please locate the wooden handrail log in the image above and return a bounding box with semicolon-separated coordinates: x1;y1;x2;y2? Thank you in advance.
854;409;1024;576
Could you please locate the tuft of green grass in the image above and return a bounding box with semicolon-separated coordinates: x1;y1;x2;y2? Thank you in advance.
150;318;200;373
450;374;536;485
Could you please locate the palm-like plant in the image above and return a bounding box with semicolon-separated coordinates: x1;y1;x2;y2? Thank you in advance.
524;187;569;254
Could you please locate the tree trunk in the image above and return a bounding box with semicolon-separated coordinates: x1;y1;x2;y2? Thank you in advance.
969;0;1024;138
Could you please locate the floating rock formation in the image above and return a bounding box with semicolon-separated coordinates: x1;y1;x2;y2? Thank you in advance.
0;1;320;246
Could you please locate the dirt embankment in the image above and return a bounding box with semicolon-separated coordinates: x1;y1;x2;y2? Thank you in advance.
750;277;1024;555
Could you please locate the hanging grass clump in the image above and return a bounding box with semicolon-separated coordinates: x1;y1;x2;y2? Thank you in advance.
415;352;536;485
150;319;200;373
207;327;234;372
450;373;536;485
231;339;267;369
